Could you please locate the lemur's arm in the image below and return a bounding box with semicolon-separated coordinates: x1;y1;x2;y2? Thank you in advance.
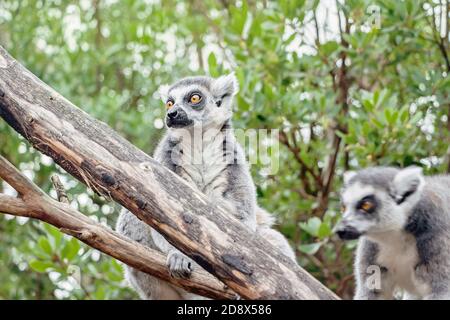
354;239;394;300
220;142;257;232
153;134;177;172
221;174;257;232
152;135;195;278
152;134;181;256
415;231;450;300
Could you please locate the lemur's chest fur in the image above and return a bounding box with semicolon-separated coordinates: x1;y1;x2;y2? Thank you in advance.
171;128;232;196
370;232;430;298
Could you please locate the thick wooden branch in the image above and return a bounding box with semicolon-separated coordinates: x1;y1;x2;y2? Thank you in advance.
0;194;30;216
0;46;338;299
0;155;236;299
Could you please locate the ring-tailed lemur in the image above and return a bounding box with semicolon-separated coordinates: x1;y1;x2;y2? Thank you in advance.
116;74;295;300
336;166;450;300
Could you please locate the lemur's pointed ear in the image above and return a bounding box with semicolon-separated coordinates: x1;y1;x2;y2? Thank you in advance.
392;166;425;204
343;171;357;186
212;73;239;98
158;84;170;102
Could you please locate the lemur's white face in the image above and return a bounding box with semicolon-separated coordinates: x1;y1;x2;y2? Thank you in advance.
158;74;238;130
336;167;425;240
338;182;405;239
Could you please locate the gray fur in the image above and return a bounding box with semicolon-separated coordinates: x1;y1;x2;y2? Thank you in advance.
116;74;295;300
169;76;212;91
345;166;398;190
337;166;450;300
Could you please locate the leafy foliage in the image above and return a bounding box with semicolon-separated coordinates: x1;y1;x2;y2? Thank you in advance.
0;0;449;299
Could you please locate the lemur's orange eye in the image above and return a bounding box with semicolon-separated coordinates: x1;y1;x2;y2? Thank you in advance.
166;100;174;109
360;201;374;212
190;94;201;104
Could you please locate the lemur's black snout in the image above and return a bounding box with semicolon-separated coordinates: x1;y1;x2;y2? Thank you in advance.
336;225;361;240
167;109;178;119
166;108;193;128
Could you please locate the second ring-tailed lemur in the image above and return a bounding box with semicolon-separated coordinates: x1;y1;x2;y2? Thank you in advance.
336;166;450;300
116;74;295;300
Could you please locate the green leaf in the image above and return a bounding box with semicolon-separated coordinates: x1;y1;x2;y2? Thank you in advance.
61;238;80;261
318;222;332;239
207;52;218;77
29;260;53;273
44;224;63;248
362;99;374;112
298;242;322;255
38;236;53;255
107;270;123;282
371;117;384;128
384;108;393;125
320;41;339;55
299;217;322;237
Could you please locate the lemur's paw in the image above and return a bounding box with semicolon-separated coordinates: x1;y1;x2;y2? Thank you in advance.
167;251;193;279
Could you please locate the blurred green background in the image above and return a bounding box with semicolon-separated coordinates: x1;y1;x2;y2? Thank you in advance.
0;0;449;299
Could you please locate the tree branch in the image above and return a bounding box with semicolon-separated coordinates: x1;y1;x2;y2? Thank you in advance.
426;4;450;72
51;174;70;204
0;155;236;299
0;194;31;217
279;130;323;189
0;45;338;299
